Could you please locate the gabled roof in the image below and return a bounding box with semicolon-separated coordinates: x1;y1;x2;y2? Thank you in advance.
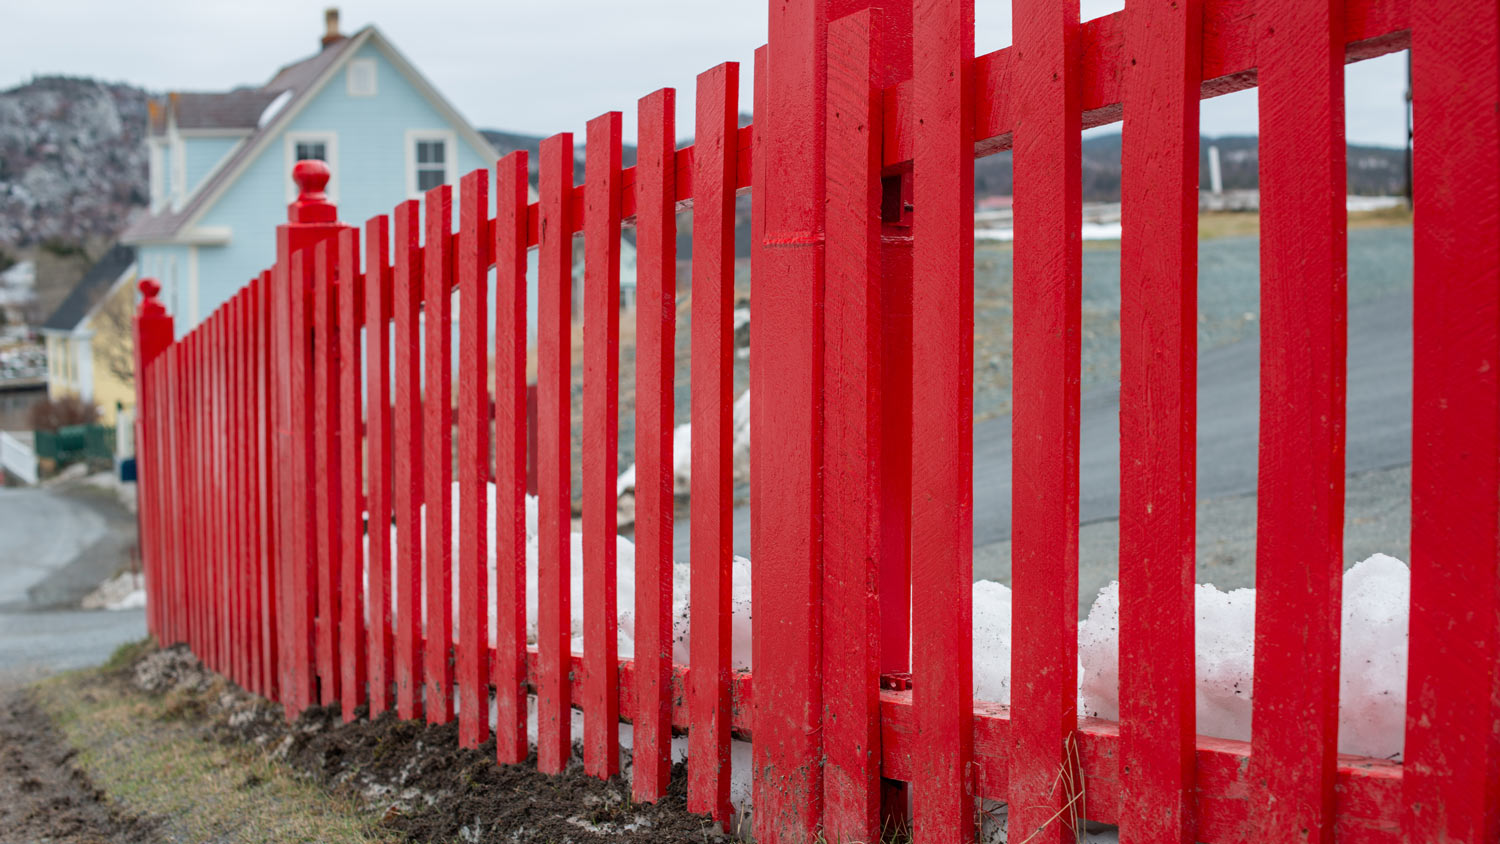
42;245;136;332
124;26;497;245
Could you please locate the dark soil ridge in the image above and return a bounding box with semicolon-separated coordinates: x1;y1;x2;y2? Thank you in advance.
0;686;158;843
132;644;726;844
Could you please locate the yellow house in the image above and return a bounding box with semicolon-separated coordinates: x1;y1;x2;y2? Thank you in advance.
40;245;138;425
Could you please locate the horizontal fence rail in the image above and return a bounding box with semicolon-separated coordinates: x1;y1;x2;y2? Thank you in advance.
130;0;1499;841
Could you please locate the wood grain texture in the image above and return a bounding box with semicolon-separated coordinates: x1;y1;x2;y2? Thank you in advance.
536;133;574;775
1009;0;1080;840
752;0;825;833
1118;0;1201;840
314;240;343;708
583;111;622;778
338;228;366;722
1251;1;1347;840
289;249;318;718
688;61;737;826
821;9;884;842
493;152;530;765
631;88;676;804
364;218;394;717
910;0;976;840
457;168;491;748
1405;0;1500;840
392;201;424;721
423;184;455;725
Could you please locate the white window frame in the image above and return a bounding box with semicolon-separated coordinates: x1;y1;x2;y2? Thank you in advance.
346;58;377;96
405;129;457;199
283;130;339;203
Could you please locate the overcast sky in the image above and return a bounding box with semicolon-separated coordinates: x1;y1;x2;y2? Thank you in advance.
3;0;1409;147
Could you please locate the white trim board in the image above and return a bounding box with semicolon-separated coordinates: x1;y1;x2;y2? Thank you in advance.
283;130;340;203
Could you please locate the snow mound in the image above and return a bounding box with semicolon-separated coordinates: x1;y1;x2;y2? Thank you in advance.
1073;552;1409;759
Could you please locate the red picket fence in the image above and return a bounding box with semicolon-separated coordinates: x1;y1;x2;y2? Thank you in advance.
131;0;1500;841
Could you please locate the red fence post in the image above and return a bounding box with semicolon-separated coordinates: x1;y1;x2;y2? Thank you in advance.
1009;0;1079;840
274;160;353;719
753;0;830;837
133;278;174;641
1405;0;1500;839
1118;0;1201;841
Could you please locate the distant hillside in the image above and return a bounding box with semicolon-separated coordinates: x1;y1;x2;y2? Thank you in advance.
976;133;1409;202
0;76;150;250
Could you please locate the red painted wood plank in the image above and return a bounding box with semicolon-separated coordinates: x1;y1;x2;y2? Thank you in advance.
257;270;279;700
208;316;220;673
821;9;883;842
1405;0;1500;840
229;297;243;687
248;281;264;695
423;185;455;725
874;694;1405;841
631;87;676;804
291;249;320;717
536;133;575;775
192;330;205;661
239;289;256;693
688;61;737;826
273;252;292;707
364;218;393;717
582;110;622;778
457;168;491;748
1118;0;1201;841
1250;1;1347;840
392;201;424;720
885;0;1409;169
493;152;530;764
314;240;343;707
1009;0;1080;840
752;2;824;834
338;228;367;722
910;0;976;840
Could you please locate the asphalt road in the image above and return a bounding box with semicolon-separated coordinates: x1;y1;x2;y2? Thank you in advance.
0;485;146;685
674;289;1412;614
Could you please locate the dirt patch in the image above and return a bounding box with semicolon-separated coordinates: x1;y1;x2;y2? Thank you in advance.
0;687;157;843
130;644;727;843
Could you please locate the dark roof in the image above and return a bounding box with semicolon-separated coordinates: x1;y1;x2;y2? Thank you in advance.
157;89;283;133
127;33;364;242
42;245;137;332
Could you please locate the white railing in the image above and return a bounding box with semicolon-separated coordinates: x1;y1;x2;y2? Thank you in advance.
0;430;38;485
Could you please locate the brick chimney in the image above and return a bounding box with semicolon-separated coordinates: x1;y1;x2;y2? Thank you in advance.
321;8;344;49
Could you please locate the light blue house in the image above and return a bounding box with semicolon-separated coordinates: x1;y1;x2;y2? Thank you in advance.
123;10;499;334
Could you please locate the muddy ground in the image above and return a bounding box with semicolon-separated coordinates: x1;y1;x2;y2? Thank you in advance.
13;641;729;844
0;687;157;843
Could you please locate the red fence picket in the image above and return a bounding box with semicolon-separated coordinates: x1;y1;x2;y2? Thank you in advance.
493;151;529;765
1118;0;1200;841
129;1;1499;841
582;110;622;778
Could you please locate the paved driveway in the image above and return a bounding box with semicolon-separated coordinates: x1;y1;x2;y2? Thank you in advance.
0;485;145;685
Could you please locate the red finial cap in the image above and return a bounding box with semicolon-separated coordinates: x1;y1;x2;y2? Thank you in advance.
137;277;167;318
288;159;337;224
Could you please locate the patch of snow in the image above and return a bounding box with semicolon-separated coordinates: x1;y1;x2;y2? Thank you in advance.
257;89;293;128
1075;552;1409;760
83;570;147;610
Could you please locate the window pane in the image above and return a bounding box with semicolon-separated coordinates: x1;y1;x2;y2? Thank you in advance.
417;141;432;164
296;142;326;161
429;141;445;164
418;168;444;191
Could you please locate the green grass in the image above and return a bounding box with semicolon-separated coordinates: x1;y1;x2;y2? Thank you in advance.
31;645;390;844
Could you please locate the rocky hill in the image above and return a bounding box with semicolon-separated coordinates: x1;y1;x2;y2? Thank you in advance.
0;76;150;251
